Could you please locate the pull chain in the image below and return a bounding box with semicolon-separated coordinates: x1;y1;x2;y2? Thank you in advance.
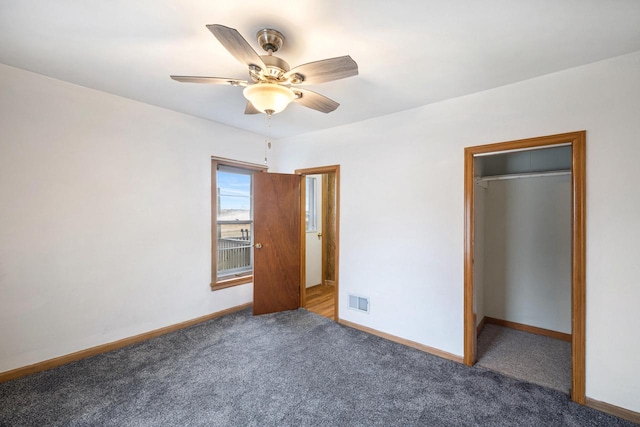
264;113;272;166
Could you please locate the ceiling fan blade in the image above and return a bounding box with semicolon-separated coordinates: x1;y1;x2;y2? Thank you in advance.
207;24;266;71
170;76;248;86
293;88;339;113
244;102;260;115
285;55;358;85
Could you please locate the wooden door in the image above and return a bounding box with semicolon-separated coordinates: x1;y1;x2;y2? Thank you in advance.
322;173;337;285
253;172;301;315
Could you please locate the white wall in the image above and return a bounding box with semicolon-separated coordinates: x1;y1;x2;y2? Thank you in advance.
0;64;264;372
305;175;322;287
272;51;640;412
482;175;571;333
473;182;486;326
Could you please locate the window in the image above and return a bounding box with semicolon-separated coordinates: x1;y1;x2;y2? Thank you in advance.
211;158;266;290
305;176;318;232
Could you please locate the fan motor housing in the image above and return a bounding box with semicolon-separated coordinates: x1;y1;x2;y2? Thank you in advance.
256;55;290;81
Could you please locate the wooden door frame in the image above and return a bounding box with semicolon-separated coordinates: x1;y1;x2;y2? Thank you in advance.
321;174;329;286
463;131;586;404
295;165;340;321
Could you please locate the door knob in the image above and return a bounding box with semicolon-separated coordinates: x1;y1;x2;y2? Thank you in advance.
317;233;323;239
255;243;263;249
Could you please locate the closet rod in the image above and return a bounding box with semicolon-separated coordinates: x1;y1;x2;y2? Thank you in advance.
476;169;571;183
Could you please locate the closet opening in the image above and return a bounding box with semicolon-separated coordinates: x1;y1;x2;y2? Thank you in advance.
464;131;586;404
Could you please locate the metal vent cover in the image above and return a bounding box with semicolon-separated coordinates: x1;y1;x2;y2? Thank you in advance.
348;294;369;313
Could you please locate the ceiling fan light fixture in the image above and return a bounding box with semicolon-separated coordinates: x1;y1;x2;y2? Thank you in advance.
172;25;358;115
243;83;295;115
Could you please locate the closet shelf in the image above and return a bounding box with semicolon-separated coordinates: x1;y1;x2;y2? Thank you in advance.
476;169;571;183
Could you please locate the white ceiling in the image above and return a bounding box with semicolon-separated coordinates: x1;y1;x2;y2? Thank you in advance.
1;1;640;139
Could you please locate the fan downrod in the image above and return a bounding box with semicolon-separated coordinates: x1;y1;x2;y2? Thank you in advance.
257;28;285;53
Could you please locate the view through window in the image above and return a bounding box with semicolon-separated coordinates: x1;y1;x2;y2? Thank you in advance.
216;165;253;280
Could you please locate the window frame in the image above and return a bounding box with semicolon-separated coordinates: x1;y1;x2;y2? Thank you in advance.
211;157;266;291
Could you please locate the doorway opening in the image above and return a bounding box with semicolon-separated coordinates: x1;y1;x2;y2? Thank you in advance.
296;165;340;321
464;131;586;404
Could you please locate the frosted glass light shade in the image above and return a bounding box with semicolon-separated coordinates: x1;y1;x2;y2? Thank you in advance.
243;83;295;114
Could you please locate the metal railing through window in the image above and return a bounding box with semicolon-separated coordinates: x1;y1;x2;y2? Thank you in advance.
217;230;252;275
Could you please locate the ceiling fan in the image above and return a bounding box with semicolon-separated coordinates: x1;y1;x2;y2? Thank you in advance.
170;25;358;116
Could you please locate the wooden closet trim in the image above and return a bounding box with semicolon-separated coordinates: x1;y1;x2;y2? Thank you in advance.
463;131;586;404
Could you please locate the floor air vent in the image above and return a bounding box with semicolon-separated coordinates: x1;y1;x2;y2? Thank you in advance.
348;294;369;313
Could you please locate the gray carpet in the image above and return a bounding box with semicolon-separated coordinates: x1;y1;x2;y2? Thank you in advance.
0;309;634;426
477;324;572;394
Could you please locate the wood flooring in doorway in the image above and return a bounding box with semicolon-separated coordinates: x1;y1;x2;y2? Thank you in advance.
305;284;335;319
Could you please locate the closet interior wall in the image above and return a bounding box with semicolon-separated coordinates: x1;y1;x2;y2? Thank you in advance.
474;147;572;333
